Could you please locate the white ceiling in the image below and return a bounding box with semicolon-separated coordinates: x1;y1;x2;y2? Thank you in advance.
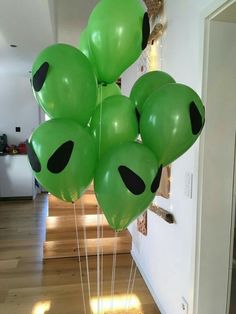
0;0;54;75
0;0;98;76
55;0;99;45
2;0;235;77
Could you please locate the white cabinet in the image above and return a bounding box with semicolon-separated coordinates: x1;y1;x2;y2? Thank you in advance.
0;155;36;199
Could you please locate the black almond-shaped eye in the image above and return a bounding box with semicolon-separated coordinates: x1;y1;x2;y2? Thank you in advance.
26;141;41;173
189;101;203;135
142;12;150;50
135;108;141;133
151;165;163;193
47;141;74;174
33;62;49;92
118;165;146;195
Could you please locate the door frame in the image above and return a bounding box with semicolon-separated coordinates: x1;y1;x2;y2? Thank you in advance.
194;0;236;313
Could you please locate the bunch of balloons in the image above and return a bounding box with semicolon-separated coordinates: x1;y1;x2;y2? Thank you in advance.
27;0;205;232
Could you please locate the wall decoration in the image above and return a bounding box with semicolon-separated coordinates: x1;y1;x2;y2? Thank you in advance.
137;50;148;76
143;0;163;19
149;203;174;224
135;0;171;200
137;210;148;235
137;0;165;75
157;165;171;199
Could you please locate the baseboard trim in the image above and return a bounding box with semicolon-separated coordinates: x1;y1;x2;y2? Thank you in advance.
131;247;166;314
0;196;33;200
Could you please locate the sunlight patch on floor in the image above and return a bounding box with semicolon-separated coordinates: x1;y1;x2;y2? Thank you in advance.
90;294;142;314
31;301;51;314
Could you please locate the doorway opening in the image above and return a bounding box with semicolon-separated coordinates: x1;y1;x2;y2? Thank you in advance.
196;1;236;313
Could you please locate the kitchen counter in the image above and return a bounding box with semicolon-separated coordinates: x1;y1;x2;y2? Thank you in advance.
0;154;36;199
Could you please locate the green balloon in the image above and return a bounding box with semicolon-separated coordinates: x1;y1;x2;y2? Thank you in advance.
90;95;138;157
27;118;97;202
87;0;150;83
97;83;121;106
130;71;176;114
32;43;98;126
78;29;98;76
140;83;205;166
94;142;163;231
78;29;91;60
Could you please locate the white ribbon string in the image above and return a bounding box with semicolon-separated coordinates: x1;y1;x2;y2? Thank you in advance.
73;202;87;314
97;84;103;312
101;211;104;312
81;197;92;314
128;260;138;311
111;231;118;311
96;205;101;313
126;258;135;312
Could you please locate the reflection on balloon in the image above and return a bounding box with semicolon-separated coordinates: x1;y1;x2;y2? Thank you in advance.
78;29;98;77
87;0;150;83
90;95;138;157
94;142;162;231
32;43;98;126
78;29;91;60
27;118;97;202
130;71;176;114
140;83;205;166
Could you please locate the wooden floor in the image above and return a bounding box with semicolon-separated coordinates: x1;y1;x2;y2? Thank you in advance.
0;194;160;314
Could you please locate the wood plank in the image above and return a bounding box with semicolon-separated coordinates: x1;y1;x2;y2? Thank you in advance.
48;205;99;217
46;214;109;229
46;227;130;241
44;236;132;259
48;193;97;209
0;260;19;270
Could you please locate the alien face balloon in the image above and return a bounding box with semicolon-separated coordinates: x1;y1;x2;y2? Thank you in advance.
94;142;162;231
27;118;97;202
140;83;205;166
32;43;97;126
87;0;150;83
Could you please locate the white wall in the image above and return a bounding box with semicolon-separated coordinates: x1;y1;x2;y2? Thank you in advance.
0;75;40;145
121;0;229;313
